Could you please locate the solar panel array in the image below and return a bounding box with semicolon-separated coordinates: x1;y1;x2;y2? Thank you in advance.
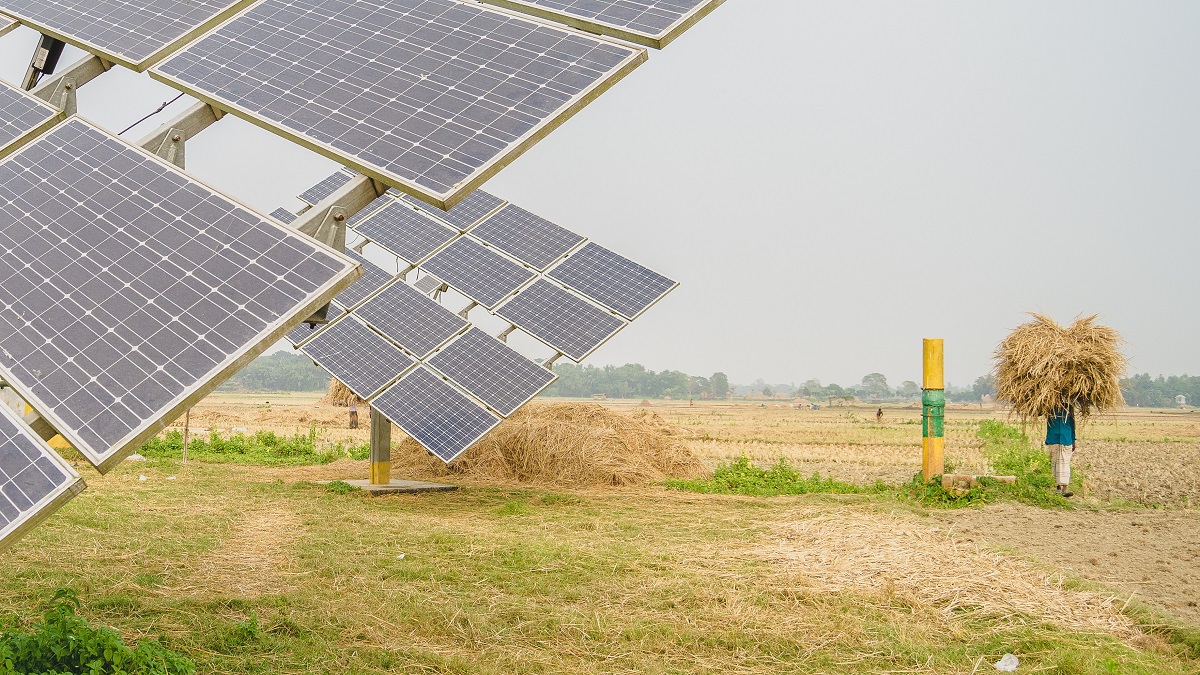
428;327;555;416
547;242;677;319
0;402;84;551
354;280;468;358
372;366;500;463
0;119;357;473
496;279;625;361
0;80;63;159
298;169;353;206
0;0;254;70
351;199;457;263
422;237;535;308
477;0;726;48
302;316;414;399
470;203;584;270
400;191;505;231
151;0;646;208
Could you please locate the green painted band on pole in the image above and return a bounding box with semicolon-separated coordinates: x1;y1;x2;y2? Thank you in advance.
922;389;945;438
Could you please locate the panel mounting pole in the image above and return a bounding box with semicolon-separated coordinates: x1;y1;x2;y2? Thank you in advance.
922;338;945;482
369;406;390;485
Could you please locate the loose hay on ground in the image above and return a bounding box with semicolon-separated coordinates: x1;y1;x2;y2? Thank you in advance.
392;403;707;486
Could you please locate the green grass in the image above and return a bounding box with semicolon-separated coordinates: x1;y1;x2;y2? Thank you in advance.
138;428;369;466
665;456;890;496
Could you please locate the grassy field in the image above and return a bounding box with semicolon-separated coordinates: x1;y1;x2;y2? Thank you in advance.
1;397;1197;674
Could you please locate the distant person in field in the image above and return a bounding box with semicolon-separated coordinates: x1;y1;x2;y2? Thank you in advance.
876;407;883;423
1046;406;1075;497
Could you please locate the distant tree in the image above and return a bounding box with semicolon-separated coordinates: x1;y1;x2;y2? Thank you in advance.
762;385;774;397
861;372;890;399
710;372;729;398
897;380;921;399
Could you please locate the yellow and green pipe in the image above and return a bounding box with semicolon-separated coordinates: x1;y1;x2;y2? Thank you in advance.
922;338;945;482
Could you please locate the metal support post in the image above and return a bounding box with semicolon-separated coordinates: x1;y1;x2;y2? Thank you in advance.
922;338;945;482
369;406;391;485
29;55;110;105
497;325;516;343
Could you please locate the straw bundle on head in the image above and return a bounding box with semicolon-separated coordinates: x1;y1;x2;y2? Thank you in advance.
320;378;366;407
993;314;1126;422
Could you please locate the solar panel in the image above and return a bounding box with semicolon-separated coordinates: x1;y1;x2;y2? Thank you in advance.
301;317;414;399
354;281;467;357
0;80;63;160
0;402;85;552
422;237;535;308
468;203;584;270
151;0;646;209
334;249;398;308
428;327;555;416
412;273;444;295
352;199;457;263
0;119;357;472
285;301;344;345
0;0;255;71
268;207;296;224
495;279;624;361
400;190;505;231
298;169;354;206
372;366;500;462
0;16;15;37
476;0;726;49
547;242;676;319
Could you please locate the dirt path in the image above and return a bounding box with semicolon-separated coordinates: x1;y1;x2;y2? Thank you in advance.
932;503;1200;626
186;507;305;599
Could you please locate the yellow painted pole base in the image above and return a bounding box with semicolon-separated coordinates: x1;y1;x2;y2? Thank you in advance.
369;461;391;485
922;436;944;482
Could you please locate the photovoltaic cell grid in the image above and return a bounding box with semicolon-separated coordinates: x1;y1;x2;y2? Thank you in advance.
0;402;84;551
353;280;468;357
268;207;296;224
0;80;63;159
298;169;353;205
334;249;398;307
412;273;444;294
400;190;505;231
285;301;344;345
496;279;624;361
468;202;584;270
422;236;535;308
151;0;646;208
0;16;15;37
547;242;676;319
0;119;356;473
477;0;725;48
372;366;500;462
428;327;555;416
352;198;457;263
302;317;414;399
0;0;253;70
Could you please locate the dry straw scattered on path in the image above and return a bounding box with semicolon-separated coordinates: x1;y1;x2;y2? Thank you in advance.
994;314;1126;422
393;402;707;486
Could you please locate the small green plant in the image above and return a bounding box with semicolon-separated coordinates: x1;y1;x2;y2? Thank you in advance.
138;427;369;466
666;456;889;496
0;588;195;674
325;480;360;495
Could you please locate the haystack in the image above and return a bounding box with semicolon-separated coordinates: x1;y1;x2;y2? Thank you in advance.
993;314;1125;422
320;379;366;407
393;402;706;486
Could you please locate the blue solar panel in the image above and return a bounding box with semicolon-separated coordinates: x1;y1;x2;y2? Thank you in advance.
422;237;535;308
0;402;84;551
0;81;62;159
301;317;414;399
268;207;296;224
152;0;646;207
467;203;584;271
298;170;353;205
476;0;726;48
400;190;505;231
355;280;467;357
547;242;676;319
373;366;500;462
428;327;555;416
495;279;624;361
352;199;457;263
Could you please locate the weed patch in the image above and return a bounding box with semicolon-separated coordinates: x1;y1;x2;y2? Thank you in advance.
139;428;368;466
666;456;890;496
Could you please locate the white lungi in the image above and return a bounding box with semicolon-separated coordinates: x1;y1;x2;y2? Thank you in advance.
1048;444;1073;485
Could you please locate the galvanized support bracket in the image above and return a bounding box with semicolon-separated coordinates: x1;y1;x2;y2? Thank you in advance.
30;55;110;103
457;300;476;319
151;127;186;168
44;77;77;115
542;353;562;371
497;324;516;343
137;102;225;163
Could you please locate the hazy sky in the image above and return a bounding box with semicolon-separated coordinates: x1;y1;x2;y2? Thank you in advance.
1;1;1197;389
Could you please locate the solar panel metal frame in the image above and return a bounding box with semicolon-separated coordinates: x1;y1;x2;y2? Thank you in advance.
0;15;17;38
353;280;469;358
494;278;626;361
0;79;65;161
0;0;259;71
427;327;556;416
0;117;362;473
476;0;728;49
149;0;647;210
545;241;678;320
372;365;501;463
399;191;507;231
350;198;459;264
0;401;86;553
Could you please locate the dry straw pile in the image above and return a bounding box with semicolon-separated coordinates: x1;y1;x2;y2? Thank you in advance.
320;379;366;407
993;314;1126;421
394;402;707;486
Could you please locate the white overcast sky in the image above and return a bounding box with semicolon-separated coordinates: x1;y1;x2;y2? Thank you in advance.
1;1;1196;389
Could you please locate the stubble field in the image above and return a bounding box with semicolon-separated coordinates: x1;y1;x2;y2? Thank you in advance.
1;394;1197;674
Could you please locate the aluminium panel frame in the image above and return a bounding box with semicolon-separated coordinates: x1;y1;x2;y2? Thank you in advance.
543;246;679;321
475;0;729;49
424;328;558;418
0;402;86;554
0;79;65;161
0;15;16;37
494;279;628;362
0;117;362;473
148;2;648;210
0;0;259;72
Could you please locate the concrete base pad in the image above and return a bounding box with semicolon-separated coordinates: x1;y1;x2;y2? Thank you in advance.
322;479;459;495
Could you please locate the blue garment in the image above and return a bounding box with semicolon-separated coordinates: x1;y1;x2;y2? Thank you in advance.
1045;408;1075;446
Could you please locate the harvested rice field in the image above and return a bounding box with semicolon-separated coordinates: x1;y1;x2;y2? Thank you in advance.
2;394;1197;674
